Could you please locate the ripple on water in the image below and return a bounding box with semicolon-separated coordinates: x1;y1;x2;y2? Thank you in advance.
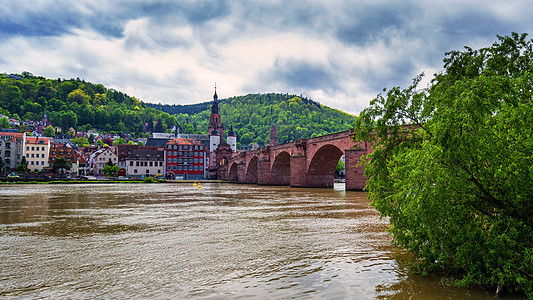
0;183;496;299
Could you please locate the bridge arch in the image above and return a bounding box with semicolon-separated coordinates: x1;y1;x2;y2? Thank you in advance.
228;162;238;182
307;144;343;188
270;151;291;185
245;156;259;183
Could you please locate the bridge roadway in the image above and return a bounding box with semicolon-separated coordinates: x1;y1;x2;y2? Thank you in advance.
217;129;371;190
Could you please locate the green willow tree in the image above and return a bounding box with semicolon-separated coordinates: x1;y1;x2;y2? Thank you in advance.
354;33;533;297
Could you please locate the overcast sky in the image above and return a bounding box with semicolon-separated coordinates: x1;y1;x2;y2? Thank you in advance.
1;1;532;114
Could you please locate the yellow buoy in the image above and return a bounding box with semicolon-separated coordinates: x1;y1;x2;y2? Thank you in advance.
193;181;197;187
197;182;202;189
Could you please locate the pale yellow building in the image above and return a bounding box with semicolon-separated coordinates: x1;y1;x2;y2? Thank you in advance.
24;137;50;171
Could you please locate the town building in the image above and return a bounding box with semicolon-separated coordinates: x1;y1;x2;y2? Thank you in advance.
24;136;50;171
89;147;118;175
164;138;206;180
125;148;164;178
49;142;81;176
116;144;142;171
0;132;26;171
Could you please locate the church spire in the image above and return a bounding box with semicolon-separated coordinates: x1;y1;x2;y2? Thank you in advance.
211;83;219;114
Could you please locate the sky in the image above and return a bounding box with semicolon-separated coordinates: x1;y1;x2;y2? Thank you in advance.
1;1;532;115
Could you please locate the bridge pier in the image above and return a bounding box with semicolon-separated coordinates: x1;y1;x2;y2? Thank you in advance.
345;148;367;191
257;158;271;185
289;155;307;187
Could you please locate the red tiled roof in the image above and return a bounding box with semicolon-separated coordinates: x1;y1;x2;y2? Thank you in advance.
0;132;24;141
25;137;50;144
166;138;204;146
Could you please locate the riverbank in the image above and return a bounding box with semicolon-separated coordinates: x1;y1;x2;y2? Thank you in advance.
0;178;227;184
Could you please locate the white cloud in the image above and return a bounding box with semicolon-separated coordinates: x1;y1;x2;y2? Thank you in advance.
1;0;532;115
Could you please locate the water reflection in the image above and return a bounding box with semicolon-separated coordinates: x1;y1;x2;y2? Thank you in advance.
0;183;494;299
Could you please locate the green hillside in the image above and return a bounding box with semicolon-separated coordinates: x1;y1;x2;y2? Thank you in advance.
0;72;177;135
147;93;356;145
0;72;355;146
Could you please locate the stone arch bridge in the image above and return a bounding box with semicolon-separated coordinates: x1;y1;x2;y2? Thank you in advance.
217;129;371;190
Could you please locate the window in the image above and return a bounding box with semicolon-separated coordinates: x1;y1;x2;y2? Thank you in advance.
199;146;203;150
194;158;198;163
178;158;182;163
130;161;133;166
167;158;171;163
158;170;161;173
31;147;35;151
41;161;44;165
146;169;149;174
41;147;45;151
26;146;29;151
174;151;178;156
149;162;153;167
159;162;163;166
136;161;140;166
134;169;137;173
184;146;188;150
168;145;171;149
31;154;34;158
167;166;171;170
178;151;182;156
173;145;177;149
31;161;34;165
178;166;182;171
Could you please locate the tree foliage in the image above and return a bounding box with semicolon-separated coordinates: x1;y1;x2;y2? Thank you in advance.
0;74;178;136
354;33;533;297
16;156;28;173
53;156;72;173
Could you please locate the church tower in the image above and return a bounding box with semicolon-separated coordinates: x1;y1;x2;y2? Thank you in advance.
208;84;223;140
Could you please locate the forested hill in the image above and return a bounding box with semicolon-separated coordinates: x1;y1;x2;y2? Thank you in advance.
0;72;355;146
0;72;178;135
146;93;355;146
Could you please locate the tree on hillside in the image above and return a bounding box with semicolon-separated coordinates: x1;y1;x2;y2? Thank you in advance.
354;33;533;297
44;125;55;137
0;117;10;129
71;137;90;147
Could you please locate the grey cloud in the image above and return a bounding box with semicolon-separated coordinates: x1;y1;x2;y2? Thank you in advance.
270;59;338;91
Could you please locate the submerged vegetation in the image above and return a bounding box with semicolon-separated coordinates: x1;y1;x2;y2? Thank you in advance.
355;33;533;297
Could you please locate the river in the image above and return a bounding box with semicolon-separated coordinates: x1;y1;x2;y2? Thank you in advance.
0;183;495;299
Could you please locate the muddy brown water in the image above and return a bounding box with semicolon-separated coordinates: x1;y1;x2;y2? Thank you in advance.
0;183;496;299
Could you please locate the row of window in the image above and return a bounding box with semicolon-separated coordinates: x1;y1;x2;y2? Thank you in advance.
167;144;203;150
0;145;22;151
167;158;204;164
133;169;163;174
99;157;117;161
166;151;203;157
167;165;202;171
129;161;164;167
26;146;46;151
26;153;46;158
29;161;46;166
